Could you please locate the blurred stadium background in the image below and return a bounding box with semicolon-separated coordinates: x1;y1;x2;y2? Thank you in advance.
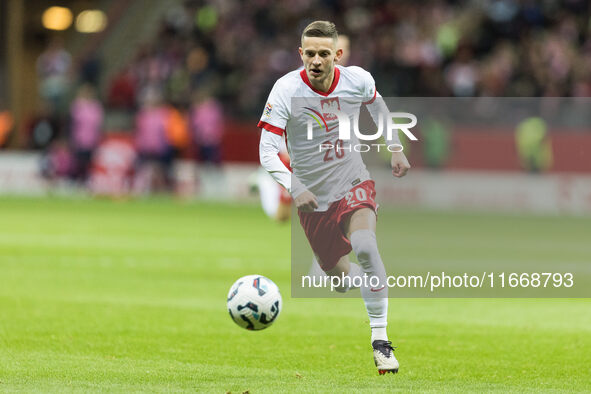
0;0;589;211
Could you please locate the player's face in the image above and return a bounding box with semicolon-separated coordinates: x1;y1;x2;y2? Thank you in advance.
299;36;343;87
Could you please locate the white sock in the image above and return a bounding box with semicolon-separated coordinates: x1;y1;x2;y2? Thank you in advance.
361;285;389;337
350;229;389;340
371;326;388;342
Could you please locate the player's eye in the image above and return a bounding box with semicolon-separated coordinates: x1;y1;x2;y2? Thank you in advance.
306;51;315;57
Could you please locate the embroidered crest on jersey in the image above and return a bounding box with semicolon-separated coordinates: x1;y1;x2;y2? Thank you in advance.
264;102;273;118
320;97;341;121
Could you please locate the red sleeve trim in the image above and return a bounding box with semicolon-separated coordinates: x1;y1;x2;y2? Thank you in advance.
363;89;377;105
257;121;285;136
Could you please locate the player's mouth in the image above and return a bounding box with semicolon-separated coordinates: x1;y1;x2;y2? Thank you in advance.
309;68;322;78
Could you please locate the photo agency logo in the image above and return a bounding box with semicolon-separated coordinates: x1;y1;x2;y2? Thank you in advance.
304;99;418;153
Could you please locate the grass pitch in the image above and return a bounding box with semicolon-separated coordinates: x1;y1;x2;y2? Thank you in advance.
0;197;590;392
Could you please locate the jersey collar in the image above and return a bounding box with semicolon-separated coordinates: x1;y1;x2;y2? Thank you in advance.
300;66;340;96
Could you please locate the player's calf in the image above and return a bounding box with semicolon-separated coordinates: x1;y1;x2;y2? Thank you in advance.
324;256;363;293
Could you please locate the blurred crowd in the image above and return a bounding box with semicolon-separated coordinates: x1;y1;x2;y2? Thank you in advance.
139;0;591;116
5;0;591;187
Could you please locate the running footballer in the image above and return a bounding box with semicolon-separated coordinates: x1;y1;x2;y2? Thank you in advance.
258;21;410;374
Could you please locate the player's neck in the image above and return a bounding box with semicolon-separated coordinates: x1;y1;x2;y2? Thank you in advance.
311;68;335;93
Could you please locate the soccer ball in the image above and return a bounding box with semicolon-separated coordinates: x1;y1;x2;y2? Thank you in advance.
227;275;282;330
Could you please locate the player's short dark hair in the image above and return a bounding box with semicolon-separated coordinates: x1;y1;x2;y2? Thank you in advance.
301;21;338;45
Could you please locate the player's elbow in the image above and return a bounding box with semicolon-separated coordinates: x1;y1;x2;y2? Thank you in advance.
259;145;273;171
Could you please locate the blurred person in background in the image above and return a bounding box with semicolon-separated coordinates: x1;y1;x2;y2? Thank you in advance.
24;100;60;150
164;98;193;197
78;53;102;88
133;89;172;194
40;139;75;186
165;101;191;161
0;100;13;148
36;37;72;116
337;34;351;66
107;66;136;112
69;84;104;184
190;89;223;165
515;117;553;173
250;138;292;223
190;88;224;198
445;44;478;97
421;116;451;169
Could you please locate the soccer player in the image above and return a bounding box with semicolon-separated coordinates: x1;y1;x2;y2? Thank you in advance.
251;139;292;222
255;34;349;223
336;34;351;66
258;21;410;374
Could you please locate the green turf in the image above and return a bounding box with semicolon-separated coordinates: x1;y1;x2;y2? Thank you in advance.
0;197;589;393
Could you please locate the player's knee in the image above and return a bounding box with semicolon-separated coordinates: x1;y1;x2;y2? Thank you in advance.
331;272;351;293
351;229;378;263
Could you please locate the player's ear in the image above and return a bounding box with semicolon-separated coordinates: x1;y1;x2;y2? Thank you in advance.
335;48;343;62
298;47;304;60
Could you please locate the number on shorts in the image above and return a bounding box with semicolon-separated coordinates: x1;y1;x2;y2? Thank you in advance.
345;186;368;207
355;188;367;202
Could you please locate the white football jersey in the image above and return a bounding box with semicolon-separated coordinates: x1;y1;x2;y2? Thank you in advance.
258;65;379;211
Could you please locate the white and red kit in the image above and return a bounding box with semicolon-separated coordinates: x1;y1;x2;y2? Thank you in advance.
258;65;399;269
257;139;292;219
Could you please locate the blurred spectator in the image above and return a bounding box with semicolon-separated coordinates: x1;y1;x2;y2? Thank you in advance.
24;101;60;150
36;37;72;115
40;140;75;182
69;84;104;183
135;90;170;158
337;34;351;66
165;101;191;159
190;91;223;165
421;117;451;169
515;117;553;173
445;45;479;97
79;53;102;88
133;89;173;192
107;66;136;111
0;104;13;148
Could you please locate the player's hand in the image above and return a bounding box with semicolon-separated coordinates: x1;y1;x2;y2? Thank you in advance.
294;190;319;212
391;151;411;178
